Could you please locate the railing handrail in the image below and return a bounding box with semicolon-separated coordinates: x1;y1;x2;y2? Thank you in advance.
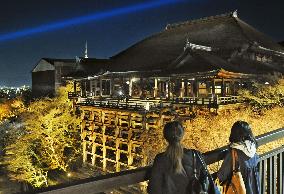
75;95;243;110
25;127;284;194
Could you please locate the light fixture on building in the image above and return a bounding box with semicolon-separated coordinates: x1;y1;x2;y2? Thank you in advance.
118;90;123;96
131;77;139;82
145;102;150;111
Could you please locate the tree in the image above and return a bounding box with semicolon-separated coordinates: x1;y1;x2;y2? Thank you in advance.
4;84;81;188
0;98;25;123
238;78;284;110
5;136;48;188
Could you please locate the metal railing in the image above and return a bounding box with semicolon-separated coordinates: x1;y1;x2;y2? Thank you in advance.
259;146;284;194
22;127;284;194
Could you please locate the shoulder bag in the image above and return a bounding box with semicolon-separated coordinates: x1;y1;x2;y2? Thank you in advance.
222;149;246;194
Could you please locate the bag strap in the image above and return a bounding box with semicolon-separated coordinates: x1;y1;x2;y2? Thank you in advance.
194;150;209;176
194;150;211;193
193;150;197;178
231;149;239;172
232;149;235;171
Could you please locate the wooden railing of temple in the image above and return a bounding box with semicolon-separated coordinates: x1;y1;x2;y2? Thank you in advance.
68;91;242;110
23;127;284;194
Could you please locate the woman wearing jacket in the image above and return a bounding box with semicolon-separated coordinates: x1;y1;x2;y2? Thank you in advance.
217;121;260;194
148;121;216;194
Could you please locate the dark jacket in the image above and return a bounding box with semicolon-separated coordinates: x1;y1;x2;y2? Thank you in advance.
148;149;215;194
217;148;260;194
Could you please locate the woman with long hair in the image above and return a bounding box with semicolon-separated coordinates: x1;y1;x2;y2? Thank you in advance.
217;121;260;194
148;121;216;194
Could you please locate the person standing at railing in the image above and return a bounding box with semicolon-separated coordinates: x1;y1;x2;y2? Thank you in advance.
217;121;260;194
148;121;219;194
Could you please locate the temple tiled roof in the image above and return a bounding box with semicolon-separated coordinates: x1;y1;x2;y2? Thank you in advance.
169;48;282;74
33;57;110;77
110;11;284;74
42;58;76;64
62;58;110;78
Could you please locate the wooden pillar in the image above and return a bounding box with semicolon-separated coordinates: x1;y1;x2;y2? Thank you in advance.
169;81;173;99
128;141;133;167
184;80;188;97
180;80;185;97
110;78;113;96
102;130;107;171
139;78;143;98
160;82;163;97
116;139;120;172
82;141;87;163
231;80;236;95
80;81;83;97
212;79;216;95
129;78;133;97
89;80;93;94
232;80;237;95
196;81;199;97
91;136;96;166
189;80;193;96
166;81;169;98
99;78;103;96
94;80;97;96
84;81;87;97
206;81;210;97
193;80;198;97
154;78;158;98
91;80;96;96
221;78;225;97
74;81;77;93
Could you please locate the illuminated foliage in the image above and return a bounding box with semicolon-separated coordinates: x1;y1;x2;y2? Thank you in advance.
3;84;81;188
238;78;284;110
5;136;48;187
0;98;25;123
142;105;284;168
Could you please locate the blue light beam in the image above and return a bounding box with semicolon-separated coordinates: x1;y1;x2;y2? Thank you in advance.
0;0;186;42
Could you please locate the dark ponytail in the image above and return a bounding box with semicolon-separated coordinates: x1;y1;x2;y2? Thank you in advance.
164;121;185;174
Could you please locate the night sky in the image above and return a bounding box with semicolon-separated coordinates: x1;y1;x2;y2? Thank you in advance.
0;0;283;86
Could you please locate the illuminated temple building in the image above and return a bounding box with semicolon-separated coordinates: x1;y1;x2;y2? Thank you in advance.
69;11;283;100
33;11;284;172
